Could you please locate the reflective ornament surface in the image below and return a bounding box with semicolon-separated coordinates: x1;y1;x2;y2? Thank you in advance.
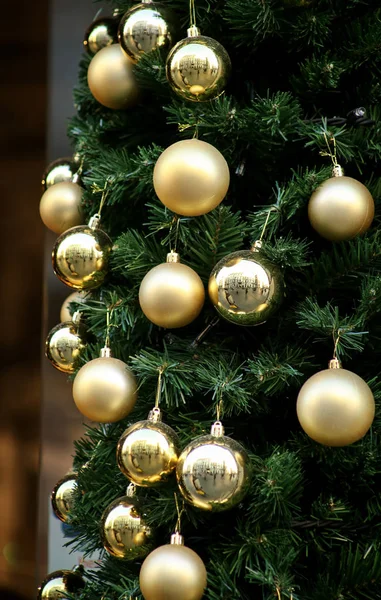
37;568;85;600
308;175;374;241
73;350;137;423
60;290;89;323
84;16;118;55
101;493;151;559
176;422;251;511
139;252;205;328
117;407;180;486
51;473;78;523
42;157;78;190
153;139;229;216
139;533;207;600
45;320;85;373
40;181;84;235
52;216;112;290
118;2;175;61
297;360;375;446
208;246;284;326
166;26;231;102
87;44;139;109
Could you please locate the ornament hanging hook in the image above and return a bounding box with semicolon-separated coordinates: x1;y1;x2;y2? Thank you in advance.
322;132;343;176
155;366;165;409
189;0;197;28
92;177;112;218
259;207;274;242
72;157;84;184
169;215;181;253
174;492;185;534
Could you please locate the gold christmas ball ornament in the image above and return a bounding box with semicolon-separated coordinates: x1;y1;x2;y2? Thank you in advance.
117;407;180;486
166;26;231;102
101;487;152;559
52;214;112;290
208;241;284;326
51;473;78;523
40;181;84;235
139;533;207;600
45;316;85;373
37;567;85;600
308;170;374;241
84;16;118;55
176;421;251;511
73;347;137;423
153;139;230;216
139;252;205;328
118;2;176;61
297;359;375;447
60;290;89;323
42;157;78;190
87;44;139;110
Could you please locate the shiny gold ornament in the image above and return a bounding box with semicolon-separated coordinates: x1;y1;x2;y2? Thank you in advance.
297;359;375;447
153;139;230;216
51;473;78;523
84;16;118;55
139;532;207;600
308;169;374;241
52;215;112;290
118;2;176;61
73;347;137;423
117;407;180;486
101;487;152;559
37;567;85;600
208;241;284;326
42;157;78;190
87;44;139;110
139;252;205;328
166;26;231;102
60;290;88;323
45;316;85;373
40;181;84;235
176;421;251;511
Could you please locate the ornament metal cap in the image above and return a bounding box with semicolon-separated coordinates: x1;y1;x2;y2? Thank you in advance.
88;214;102;230
211;421;225;437
148;407;162;423
332;165;344;177
100;346;113;358
329;358;342;369
166;251;180;263
72;311;82;325
126;483;137;497
250;240;263;252
187;26;201;37
170;532;184;546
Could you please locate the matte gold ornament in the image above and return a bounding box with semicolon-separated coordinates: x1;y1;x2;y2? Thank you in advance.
51;473;78;523
117;407;180;486
118;1;176;61
208;241;284;326
101;486;152;559
166;26;231;102
37;567;85;600
84;16;118;55
87;44;139;110
45;314;85;373
42;157;78;190
308;167;374;241
153;139;230;216
52;214;112;290
176;421;251;511
297;358;375;447
73;347;137;423
40;181;84;235
140;532;207;600
60;290;88;323
139;252;205;328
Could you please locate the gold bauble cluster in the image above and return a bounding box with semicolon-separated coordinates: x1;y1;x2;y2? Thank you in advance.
297;359;375;446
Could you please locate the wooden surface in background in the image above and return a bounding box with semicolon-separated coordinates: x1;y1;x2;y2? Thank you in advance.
0;2;48;598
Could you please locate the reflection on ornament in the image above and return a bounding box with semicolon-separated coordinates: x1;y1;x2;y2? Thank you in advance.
176;421;251;511
208;243;284;326
117;407;180;486
51;473;78;523
84;16;118;55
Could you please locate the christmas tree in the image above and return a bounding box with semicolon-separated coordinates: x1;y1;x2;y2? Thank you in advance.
40;1;381;599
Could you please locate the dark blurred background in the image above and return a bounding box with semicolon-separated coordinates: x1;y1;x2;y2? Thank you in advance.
0;2;94;598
